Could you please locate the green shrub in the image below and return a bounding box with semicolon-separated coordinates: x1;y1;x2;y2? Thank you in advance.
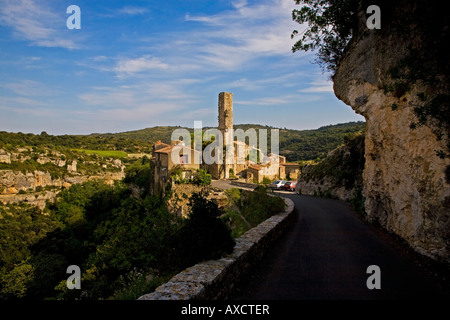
193;169;211;186
302;133;365;190
169;192;235;270
123;158;154;196
110;272;173;300
239;186;285;226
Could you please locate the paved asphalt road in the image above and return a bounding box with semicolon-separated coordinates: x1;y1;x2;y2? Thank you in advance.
232;193;450;300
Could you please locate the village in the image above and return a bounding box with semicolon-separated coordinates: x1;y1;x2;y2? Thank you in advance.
152;92;300;194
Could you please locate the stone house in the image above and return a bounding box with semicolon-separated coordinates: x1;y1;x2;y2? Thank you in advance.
153;140;201;194
282;162;300;181
246;153;287;183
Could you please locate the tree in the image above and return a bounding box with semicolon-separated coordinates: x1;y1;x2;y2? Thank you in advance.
291;0;365;72
46;180;181;300
0;261;34;299
169;192;235;270
123;158;154;197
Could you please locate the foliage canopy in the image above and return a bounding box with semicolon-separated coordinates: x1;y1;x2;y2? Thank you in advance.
291;0;364;72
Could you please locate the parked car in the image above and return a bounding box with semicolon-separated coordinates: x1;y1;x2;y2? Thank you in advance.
284;181;297;191
269;180;287;191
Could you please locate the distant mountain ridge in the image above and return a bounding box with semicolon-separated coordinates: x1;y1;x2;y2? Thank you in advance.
1;121;365;162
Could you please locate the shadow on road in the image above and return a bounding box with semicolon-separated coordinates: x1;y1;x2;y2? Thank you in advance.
231;193;450;300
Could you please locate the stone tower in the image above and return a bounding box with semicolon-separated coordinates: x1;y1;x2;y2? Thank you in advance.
218;92;233;146
218;92;233;178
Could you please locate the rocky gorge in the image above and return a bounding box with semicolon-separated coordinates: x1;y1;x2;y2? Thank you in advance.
0;147;126;210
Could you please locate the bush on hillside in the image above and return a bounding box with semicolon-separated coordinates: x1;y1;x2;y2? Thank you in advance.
169;192;235;270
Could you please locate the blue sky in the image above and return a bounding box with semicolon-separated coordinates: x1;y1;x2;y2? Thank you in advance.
0;0;364;135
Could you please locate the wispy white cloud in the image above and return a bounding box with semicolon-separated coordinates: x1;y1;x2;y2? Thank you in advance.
181;0;299;70
85;1;302;76
79;91;136;108
113;55;169;76
0;96;48;108
1;80;56;97
141;83;197;100
74;77;213;129
175;108;215;121
232;0;249;9
117;6;150;16
95;103;183;122
99;5;150;18
0;0;78;49
298;79;334;93
85;53;200;79
236;96;293;106
235;92;324;107
227;78;261;91
78;81;196;111
75;98;186;124
299;85;334;93
92;56;108;62
226;72;304;90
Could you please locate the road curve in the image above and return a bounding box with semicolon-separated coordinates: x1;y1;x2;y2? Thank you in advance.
233;193;449;300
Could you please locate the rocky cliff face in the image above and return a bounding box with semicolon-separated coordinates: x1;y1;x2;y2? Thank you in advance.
0;146;127;200
333;2;449;262
0;170;54;192
0;169;125;210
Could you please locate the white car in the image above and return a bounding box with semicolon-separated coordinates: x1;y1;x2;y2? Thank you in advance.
269;180;287;190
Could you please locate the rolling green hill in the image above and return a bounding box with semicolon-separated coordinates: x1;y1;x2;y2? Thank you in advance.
0;131;153;154
91;126;183;147
276;121;366;161
0;121;365;162
94;121;366;162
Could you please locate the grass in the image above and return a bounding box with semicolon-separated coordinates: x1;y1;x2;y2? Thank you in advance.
72;149;128;158
222;187;286;238
109;272;174;300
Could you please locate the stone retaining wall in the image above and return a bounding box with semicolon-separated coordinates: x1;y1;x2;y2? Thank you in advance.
138;197;295;300
229;180;258;189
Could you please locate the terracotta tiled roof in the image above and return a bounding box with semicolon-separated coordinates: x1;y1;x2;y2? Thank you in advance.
154;141;170;151
154;146;173;154
248;164;262;170
154;144;201;154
